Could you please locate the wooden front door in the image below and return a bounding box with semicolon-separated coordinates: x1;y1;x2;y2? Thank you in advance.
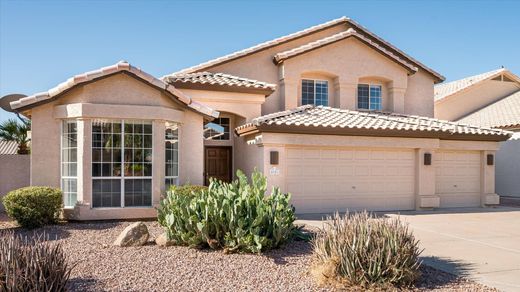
204;146;232;186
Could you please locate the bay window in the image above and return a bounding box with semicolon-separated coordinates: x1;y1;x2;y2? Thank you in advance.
92;120;153;208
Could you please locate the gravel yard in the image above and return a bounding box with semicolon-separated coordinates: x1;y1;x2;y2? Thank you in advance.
5;220;497;291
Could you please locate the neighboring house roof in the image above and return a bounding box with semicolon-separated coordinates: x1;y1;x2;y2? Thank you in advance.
170;17;444;82
273;28;417;73
457;90;520;129
0;140;18;155
434;68;520;102
162;71;276;95
235;105;512;141
9;61;219;118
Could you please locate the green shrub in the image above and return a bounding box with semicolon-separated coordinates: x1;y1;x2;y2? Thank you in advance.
165;184;208;197
2;186;63;229
311;211;421;289
0;231;73;291
157;170;297;253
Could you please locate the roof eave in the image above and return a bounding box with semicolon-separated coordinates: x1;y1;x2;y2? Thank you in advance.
239;124;511;142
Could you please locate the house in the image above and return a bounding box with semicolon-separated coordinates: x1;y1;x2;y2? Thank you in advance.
8;17;512;220
434;68;520;198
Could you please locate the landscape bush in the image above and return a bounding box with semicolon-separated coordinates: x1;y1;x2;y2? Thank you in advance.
157;170;298;253
165;184;208;197
0;231;73;291
311;211;422;289
2;186;63;229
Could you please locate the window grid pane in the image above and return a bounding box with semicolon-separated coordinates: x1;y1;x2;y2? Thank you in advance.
92;120;152;208
357;84;369;109
165;122;179;189
204;118;230;140
301;79;315;105
61;120;78;207
369;85;382;110
315;80;328;106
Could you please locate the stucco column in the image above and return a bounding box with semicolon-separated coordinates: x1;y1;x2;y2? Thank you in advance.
389;87;406;114
415;148;439;210
481;150;499;206
153;120;165;206
335;80;357;110
280;78;298;110
79;119;92;207
262;144;286;194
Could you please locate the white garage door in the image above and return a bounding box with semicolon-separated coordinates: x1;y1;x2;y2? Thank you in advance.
286;147;415;214
435;150;481;208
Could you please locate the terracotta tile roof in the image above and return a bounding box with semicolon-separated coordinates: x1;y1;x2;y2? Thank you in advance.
434;68;520;102
236;105;512;141
457;90;520;129
170;17;444;82
9;61;219;118
273;28;417;73
162;71;276;95
0;140;18;155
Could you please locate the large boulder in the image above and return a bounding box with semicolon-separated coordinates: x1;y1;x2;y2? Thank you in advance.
113;222;149;247
155;232;175;247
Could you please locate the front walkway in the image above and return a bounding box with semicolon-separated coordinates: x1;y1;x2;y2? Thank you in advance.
297;207;520;292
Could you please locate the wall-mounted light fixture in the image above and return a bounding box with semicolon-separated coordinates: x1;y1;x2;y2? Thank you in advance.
424;153;432;165
487;154;494;165
270;151;279;165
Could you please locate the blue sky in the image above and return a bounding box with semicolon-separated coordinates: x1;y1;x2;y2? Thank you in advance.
1;0;519;122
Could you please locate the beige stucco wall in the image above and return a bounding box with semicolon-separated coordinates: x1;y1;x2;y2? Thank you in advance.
405;70;435;117
435;79;520;121
281;38;408;113
207;25;437;117
0;155;30;211
238;132;499;213
179;89;264;121
209;23;347;115
29;73;206;220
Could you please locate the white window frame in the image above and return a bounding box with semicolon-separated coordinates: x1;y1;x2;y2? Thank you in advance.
91;119;153;208
301;79;329;106
165;122;180;189
60;120;78;208
357;83;383;111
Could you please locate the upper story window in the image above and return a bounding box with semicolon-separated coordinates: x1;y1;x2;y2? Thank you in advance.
302;79;328;106
358;84;382;110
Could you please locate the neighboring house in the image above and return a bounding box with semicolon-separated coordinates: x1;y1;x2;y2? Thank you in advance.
8;17;512;220
0;140;30;211
434;68;520;197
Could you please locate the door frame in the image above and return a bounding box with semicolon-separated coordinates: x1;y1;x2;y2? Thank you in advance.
204;146;233;186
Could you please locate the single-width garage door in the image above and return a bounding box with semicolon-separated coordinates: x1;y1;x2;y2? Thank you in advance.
286;147;415;213
435;150;481;208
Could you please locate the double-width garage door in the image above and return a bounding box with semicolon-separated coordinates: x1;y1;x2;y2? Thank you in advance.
435;150;481;208
286;147;416;214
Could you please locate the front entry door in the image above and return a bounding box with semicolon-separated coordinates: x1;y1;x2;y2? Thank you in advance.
204;146;232;186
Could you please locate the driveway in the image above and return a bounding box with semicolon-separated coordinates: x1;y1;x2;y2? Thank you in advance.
297;207;520;292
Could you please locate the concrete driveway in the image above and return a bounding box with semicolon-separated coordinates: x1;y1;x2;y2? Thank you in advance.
297;207;520;292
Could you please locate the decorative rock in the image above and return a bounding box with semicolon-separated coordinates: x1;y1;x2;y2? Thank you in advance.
113;222;149;247
155;232;175;247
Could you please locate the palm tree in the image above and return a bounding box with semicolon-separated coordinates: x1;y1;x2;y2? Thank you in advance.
0;118;31;154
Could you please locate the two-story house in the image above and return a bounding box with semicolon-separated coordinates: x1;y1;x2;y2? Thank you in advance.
8;17;512;220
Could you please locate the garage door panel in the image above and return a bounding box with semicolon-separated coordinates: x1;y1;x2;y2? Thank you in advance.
286;147;415;213
435;150;481;208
